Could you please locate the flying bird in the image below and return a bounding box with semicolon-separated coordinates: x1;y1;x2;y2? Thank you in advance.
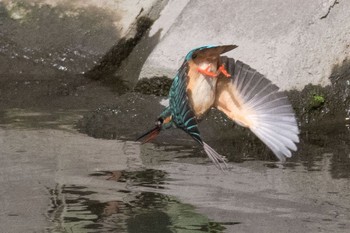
137;45;299;168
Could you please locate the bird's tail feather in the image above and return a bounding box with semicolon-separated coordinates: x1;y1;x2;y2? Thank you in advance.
203;142;228;170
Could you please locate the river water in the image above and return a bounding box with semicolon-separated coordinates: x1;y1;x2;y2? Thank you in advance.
0;107;349;233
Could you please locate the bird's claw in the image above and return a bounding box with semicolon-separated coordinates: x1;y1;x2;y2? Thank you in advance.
197;64;218;78
197;64;231;78
218;64;231;78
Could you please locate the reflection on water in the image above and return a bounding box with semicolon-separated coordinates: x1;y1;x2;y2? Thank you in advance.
47;169;231;233
90;169;169;189
0;108;85;131
297;122;350;179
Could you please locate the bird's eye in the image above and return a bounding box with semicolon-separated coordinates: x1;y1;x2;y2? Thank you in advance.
156;117;163;126
192;53;197;59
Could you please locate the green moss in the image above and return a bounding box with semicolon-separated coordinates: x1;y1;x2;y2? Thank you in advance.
309;93;325;110
313;95;325;103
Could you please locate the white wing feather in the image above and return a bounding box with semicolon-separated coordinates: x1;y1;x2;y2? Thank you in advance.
215;58;299;161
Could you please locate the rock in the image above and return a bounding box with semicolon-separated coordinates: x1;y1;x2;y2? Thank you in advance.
134;76;172;96
0;0;164;77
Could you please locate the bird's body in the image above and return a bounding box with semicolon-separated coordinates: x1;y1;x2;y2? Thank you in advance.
137;45;299;168
186;45;236;118
187;59;218;118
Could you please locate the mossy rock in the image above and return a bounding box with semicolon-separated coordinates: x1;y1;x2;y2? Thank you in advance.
287;59;350;126
309;93;325;110
134;76;173;96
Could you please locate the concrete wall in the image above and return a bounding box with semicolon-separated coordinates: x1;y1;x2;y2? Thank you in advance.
140;0;350;90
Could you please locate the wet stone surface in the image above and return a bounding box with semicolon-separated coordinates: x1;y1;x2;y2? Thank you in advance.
0;1;120;75
134;76;173;96
287;59;350;126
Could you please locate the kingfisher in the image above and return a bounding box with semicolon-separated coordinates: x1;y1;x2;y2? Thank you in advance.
137;45;299;168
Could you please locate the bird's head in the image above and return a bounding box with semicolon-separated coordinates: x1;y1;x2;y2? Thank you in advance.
136;116;172;143
185;45;237;64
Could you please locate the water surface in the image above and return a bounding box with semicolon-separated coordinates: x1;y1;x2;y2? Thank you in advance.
0;104;349;233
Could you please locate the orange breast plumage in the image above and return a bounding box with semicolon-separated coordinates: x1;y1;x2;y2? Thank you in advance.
186;59;218;118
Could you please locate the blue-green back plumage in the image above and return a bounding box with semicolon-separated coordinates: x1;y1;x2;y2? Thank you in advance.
167;61;202;144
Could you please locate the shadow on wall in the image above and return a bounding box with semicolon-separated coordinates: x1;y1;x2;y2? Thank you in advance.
84;16;162;94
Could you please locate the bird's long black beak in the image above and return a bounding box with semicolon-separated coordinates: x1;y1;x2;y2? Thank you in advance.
136;126;161;144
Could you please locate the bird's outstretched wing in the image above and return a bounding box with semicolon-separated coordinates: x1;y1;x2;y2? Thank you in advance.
170;61;227;168
214;57;299;161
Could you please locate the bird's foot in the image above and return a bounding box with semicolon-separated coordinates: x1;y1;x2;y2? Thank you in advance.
218;64;231;78
197;64;218;78
197;64;231;78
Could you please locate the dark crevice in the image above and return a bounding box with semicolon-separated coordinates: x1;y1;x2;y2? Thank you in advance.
320;0;339;19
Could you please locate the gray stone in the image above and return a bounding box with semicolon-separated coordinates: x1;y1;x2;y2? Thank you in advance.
0;0;164;76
